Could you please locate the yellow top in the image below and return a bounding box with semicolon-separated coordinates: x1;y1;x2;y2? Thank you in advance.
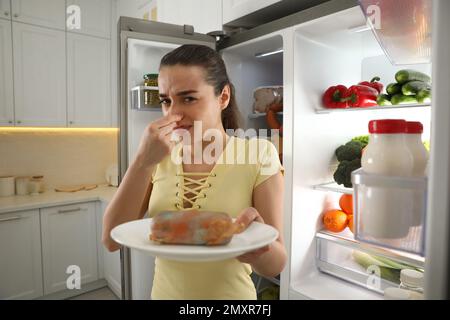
147;135;283;300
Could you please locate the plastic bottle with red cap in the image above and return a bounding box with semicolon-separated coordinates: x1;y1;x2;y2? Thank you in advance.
405;121;429;177
361;119;414;176
405;121;429;228
360;119;414;239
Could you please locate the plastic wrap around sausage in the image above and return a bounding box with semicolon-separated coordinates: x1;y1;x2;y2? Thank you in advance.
149;210;245;246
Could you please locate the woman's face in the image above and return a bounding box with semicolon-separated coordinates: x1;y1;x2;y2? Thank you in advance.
158;64;230;140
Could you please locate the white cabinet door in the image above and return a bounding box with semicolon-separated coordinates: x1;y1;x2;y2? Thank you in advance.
222;0;282;25
41;202;98;295
0;0;11;20
0;19;13;126
66;0;111;39
0;210;43;300
13;22;66;127
67;33;111;127
11;0;65;30
99;201;122;298
157;0;222;34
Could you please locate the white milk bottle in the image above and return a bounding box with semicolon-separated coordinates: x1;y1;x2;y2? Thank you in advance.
405;121;428;176
360;119;413;239
405;121;429;228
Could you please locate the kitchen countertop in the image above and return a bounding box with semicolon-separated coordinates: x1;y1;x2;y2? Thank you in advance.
0;184;117;214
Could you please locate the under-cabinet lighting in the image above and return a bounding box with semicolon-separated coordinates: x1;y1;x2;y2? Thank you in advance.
0;127;119;133
254;48;283;58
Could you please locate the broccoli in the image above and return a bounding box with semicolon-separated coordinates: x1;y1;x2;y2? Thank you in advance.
351;135;369;148
333;158;361;188
335;141;363;162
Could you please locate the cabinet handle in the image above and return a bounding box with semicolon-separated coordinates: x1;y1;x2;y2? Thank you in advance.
58;207;83;214
8;120;13;124
69;121;74;125
4;11;9;16
13;13;18;18
16;120;21;124
0;216;22;223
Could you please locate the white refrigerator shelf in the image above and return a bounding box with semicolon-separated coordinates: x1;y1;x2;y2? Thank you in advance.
248;112;283;119
315;103;431;114
312;182;353;194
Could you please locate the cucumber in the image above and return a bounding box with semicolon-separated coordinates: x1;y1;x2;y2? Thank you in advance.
401;81;431;96
417;89;432;103
391;94;418;105
386;83;402;95
377;94;392;106
395;69;431;84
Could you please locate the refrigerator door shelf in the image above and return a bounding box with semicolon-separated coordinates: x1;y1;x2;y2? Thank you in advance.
131;86;161;111
352;169;427;256
316;231;424;296
358;0;432;65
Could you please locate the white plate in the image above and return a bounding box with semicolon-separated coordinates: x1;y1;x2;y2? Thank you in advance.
110;218;279;262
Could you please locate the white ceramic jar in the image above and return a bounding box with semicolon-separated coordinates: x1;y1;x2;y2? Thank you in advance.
0;176;15;197
15;176;30;195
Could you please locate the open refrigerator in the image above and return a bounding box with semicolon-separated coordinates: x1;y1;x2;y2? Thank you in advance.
117;0;450;299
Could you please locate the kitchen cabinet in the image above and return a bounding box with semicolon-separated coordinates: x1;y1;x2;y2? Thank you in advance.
13;22;66;127
11;0;65;30
222;0;281;25
99;201;122;298
0;0;11;20
156;0;222;34
40;202;98;295
0;210;43;300
66;0;112;39
67;33;111;127
0;18;14;126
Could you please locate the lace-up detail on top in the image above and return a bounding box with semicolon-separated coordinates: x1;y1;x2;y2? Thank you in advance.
175;172;217;210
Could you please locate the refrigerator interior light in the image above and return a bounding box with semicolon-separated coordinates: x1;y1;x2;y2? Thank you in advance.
254;48;283;58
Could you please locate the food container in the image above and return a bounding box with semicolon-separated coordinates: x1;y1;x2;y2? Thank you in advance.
0;176;15;197
252;86;283;113
144;73;158;86
143;73;160;106
131;86;160;109
29;176;45;195
352;169;426;255
15;176;31;195
316;230;424;295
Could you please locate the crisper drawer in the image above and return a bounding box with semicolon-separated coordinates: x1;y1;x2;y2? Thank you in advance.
315;231;424;295
352;168;427;256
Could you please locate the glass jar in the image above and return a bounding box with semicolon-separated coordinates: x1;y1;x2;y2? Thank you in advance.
143;73;158;87
143;74;159;106
29;176;45;195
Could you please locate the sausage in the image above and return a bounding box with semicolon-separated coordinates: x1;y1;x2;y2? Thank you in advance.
150;210;245;246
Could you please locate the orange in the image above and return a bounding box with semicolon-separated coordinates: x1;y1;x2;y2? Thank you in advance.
323;209;348;233
339;194;353;215
347;215;354;233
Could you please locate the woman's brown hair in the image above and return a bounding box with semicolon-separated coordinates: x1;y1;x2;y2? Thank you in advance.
160;44;242;130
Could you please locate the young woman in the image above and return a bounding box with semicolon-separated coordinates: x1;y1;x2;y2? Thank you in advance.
102;44;286;300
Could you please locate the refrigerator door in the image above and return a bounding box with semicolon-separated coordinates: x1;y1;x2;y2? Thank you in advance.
358;0;432;65
117;17;215;300
118;17;216;182
424;0;450;300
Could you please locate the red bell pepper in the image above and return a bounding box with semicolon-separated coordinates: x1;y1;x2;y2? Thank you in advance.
344;85;379;108
322;85;348;108
358;77;384;94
